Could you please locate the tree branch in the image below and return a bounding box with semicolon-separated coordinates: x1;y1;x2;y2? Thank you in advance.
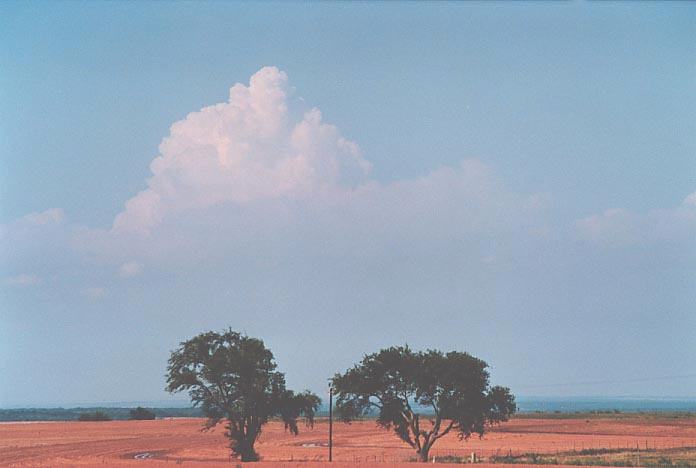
402;401;422;452
433;420;456;441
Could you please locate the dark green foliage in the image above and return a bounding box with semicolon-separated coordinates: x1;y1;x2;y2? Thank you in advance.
0;407;203;422
77;410;111;421
332;346;516;462
435;455;467;463
488;449;696;467
129;407;156;420
166;329;320;462
576;448;629;456
491;453;561;465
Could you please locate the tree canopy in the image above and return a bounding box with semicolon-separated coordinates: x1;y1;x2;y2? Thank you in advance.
129;407;156;420
332;346;516;462
166;329;320;461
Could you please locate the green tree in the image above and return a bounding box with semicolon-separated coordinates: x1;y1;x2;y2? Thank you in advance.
332;346;516;462
166;329;320;461
129;407;156;420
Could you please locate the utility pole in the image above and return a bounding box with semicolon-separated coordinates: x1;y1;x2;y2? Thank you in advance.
328;385;333;462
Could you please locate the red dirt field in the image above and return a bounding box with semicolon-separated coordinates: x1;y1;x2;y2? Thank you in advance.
2;416;696;467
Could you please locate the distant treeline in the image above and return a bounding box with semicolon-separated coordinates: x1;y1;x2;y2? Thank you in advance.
0;407;203;422
2;407;694;422
516;410;695;419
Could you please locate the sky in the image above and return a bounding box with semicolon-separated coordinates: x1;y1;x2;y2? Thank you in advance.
1;1;695;407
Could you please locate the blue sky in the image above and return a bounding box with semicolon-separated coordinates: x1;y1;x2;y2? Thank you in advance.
1;1;695;406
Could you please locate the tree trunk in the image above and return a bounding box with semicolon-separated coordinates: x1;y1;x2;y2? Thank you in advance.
240;450;259;462
418;446;430;463
234;437;259;462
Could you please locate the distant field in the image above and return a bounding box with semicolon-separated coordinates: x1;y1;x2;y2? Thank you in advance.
2;415;696;466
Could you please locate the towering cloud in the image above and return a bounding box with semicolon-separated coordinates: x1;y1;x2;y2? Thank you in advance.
113;67;371;235
2;67;694;289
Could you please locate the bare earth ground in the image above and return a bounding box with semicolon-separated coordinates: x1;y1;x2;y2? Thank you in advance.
2;416;696;467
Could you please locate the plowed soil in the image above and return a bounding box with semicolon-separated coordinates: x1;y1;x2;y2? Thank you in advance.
2;416;695;467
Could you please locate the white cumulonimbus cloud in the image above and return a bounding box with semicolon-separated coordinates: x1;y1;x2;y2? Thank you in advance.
92;66;552;265
1;66;694;288
112;67;371;235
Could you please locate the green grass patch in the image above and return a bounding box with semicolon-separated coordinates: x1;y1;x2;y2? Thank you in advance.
487;448;696;467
